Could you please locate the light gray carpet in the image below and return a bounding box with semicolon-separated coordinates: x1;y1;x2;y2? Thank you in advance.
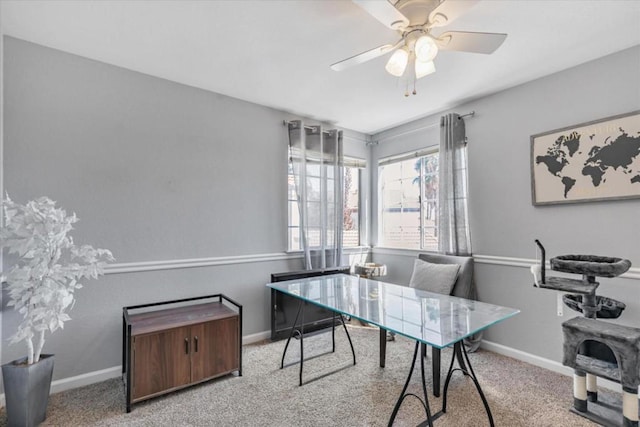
1;326;606;426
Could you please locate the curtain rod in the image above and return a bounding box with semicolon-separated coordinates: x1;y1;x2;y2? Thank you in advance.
283;111;475;143
373;111;475;144
282;120;334;135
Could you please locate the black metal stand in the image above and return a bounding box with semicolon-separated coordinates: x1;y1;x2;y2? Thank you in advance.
280;299;356;386
388;341;434;427
388;340;494;427
441;341;494;427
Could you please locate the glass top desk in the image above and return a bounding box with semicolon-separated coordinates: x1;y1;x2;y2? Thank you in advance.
267;273;519;427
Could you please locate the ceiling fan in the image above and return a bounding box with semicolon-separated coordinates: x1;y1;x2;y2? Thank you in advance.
331;0;507;96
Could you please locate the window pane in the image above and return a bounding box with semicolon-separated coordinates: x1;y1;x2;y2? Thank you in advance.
306;177;321;201
326;178;334;202
382;179;402;208
343;167;359;247
306;201;321;227
379;151;439;250
382;210;420;249
288;175;298;201
327;205;336;230
307;163;320;177
384;161;403;178
288;157;363;251
326;230;335;246
288;227;301;251
289;201;299;227
307;228;321;247
326;166;334;180
422;226;438;252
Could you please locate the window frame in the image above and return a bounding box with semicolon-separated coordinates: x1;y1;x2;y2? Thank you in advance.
377;147;439;251
287;156;366;252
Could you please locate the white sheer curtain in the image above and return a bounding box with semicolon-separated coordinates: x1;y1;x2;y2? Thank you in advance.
438;113;481;351
438;113;471;256
288;120;344;270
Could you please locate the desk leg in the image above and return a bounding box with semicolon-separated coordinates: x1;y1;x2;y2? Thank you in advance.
280;301;355;386
338;314;356;366
380;328;386;368
299;300;305;386
280;300;303;369
387;341;433;427
332;313;336;353
431;346;440;397
441;341;495;427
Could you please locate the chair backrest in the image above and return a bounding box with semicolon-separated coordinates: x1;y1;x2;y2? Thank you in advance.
417;253;475;300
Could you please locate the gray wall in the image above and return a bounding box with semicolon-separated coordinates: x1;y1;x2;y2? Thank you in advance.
1;36;368;383
2;34;639;388
371;45;640;363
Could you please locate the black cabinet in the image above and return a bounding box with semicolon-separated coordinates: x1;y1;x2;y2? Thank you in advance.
270;266;350;341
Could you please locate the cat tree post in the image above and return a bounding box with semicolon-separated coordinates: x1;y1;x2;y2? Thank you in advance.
532;241;633;426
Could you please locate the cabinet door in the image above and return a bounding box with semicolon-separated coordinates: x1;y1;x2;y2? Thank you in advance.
132;326;191;400
191;316;239;382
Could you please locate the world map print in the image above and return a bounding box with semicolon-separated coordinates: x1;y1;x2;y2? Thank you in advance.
531;112;640;205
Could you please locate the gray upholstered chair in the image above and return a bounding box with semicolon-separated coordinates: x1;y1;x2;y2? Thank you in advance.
410;253;476;397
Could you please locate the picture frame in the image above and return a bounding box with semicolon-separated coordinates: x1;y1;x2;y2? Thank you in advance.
530;110;640;206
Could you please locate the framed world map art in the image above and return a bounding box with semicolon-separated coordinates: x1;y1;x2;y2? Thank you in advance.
531;110;640;205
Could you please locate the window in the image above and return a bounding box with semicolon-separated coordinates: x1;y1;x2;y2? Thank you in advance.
342;165;360;248
378;149;439;250
288;159;364;251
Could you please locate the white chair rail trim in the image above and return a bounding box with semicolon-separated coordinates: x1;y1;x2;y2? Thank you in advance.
103;248;639;280
104;252;302;274
372;247;640;281
104;246;370;275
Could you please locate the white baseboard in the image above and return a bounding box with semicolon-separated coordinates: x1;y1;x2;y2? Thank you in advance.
242;330;271;345
0;330;272;408
51;365;123;394
1;335;633;409
481;340;628;394
0;365;122;409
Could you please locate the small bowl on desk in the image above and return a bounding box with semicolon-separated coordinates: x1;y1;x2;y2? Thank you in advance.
354;263;387;279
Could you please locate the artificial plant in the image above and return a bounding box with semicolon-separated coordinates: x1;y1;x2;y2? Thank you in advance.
0;195;114;364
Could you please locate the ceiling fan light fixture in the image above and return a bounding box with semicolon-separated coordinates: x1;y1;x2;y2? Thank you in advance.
385;47;409;77
415;59;436;79
415;35;439;62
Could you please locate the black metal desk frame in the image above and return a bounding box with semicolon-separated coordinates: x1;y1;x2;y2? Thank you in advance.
279;298;356;386
269;274;517;426
280;297;494;426
388;340;495;427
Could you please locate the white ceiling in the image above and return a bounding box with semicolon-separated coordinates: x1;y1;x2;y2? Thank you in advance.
2;0;640;134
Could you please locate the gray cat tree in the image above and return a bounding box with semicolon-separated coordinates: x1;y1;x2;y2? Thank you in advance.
533;240;638;427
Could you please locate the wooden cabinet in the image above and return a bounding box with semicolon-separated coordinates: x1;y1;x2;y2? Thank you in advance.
132;325;192;400
190;317;239;382
123;295;242;412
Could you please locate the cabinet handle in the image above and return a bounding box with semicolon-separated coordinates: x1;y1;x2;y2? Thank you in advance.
194;336;199;353
184;337;189;354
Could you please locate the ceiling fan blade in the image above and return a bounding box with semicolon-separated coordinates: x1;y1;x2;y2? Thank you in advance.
428;0;480;27
352;0;409;30
330;40;403;71
436;31;507;54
